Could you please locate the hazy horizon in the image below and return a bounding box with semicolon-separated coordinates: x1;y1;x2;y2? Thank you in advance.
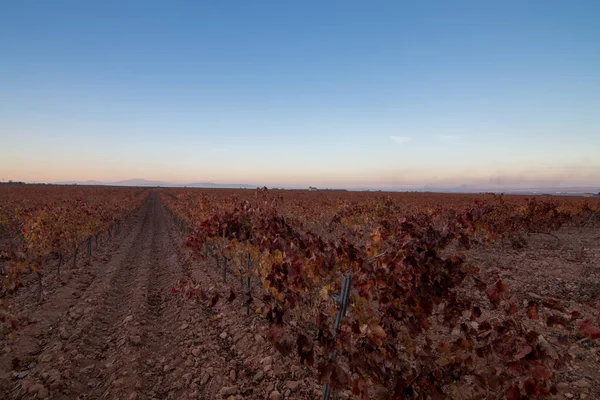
1;1;599;188
5;177;597;193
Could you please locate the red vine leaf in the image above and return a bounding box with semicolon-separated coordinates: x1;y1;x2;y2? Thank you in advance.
368;323;387;347
487;279;508;305
514;344;533;360
296;334;314;366
228;288;236;302
526;301;539;320
578;318;600;339
267;324;294;356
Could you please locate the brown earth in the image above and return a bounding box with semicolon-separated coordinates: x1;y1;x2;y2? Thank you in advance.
1;192;599;400
467;228;600;400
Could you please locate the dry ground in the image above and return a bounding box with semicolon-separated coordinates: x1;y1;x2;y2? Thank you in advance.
467;228;600;400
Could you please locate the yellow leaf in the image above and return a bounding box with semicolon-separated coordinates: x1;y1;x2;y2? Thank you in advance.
320;285;330;301
370;228;381;245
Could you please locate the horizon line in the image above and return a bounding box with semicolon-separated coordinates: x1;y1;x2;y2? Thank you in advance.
2;179;599;195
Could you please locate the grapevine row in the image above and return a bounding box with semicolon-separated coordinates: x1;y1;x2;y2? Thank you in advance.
162;188;600;399
0;186;150;307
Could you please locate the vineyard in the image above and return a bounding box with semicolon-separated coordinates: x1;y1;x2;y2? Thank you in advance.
1;186;149;304
1;186;599;399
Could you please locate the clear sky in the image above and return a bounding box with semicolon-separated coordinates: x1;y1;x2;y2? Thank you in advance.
1;1;599;189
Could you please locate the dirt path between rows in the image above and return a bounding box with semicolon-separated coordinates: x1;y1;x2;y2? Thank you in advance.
1;193;316;400
0;192;181;398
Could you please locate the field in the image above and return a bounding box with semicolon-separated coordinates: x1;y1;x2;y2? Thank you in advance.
1;186;600;400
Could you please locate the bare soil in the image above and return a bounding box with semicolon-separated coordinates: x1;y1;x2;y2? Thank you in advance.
468;228;600;400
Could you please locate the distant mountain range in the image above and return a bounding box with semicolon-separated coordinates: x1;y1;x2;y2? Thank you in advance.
54;178;257;189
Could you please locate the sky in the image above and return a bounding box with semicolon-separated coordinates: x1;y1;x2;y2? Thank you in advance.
1;0;599;189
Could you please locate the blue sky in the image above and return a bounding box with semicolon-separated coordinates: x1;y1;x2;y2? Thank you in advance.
1;0;599;189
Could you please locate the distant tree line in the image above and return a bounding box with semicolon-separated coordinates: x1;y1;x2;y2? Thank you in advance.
0;180;26;185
